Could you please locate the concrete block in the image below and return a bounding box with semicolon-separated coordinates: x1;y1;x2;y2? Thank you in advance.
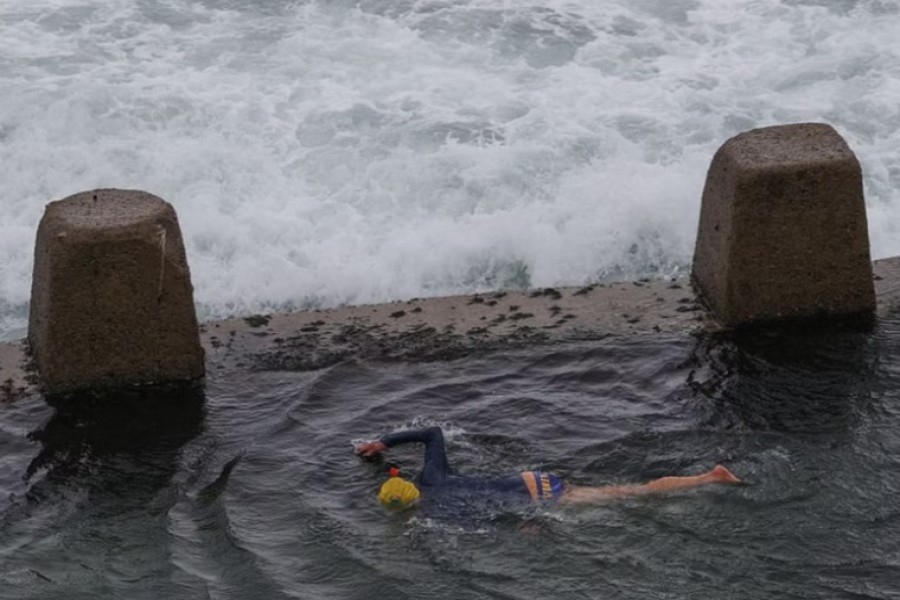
28;189;205;394
692;123;875;326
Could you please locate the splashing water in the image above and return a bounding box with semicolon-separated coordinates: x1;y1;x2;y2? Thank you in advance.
1;0;898;339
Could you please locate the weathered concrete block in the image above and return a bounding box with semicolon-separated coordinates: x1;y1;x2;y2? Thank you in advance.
692;123;875;326
28;189;205;394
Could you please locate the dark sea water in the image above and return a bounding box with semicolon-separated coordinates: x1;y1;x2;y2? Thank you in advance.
2;314;899;600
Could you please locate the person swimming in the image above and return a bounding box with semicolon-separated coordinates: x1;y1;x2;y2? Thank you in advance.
355;426;741;510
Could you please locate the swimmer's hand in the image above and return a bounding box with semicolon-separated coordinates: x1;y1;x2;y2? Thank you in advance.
355;440;387;458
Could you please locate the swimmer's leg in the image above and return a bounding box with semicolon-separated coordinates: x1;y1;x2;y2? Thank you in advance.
561;465;740;504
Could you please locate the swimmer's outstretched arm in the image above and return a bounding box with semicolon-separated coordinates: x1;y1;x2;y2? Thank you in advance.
355;426;452;483
562;465;741;504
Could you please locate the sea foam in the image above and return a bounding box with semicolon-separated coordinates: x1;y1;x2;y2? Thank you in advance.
1;0;898;339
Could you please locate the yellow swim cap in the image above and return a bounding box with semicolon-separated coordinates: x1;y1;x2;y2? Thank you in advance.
378;475;420;509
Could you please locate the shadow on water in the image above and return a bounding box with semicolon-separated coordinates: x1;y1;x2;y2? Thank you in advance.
1;384;206;600
686;315;879;434
25;384;205;492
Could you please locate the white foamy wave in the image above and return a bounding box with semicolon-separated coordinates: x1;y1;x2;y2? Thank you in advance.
1;0;899;339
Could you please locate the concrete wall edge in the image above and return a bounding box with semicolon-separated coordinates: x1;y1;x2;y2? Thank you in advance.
3;256;899;402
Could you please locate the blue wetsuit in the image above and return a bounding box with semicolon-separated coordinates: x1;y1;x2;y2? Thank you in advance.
380;426;565;504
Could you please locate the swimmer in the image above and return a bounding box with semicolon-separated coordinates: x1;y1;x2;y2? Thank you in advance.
356;426;741;510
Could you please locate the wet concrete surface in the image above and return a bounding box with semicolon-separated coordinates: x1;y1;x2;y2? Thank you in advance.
4;257;900;400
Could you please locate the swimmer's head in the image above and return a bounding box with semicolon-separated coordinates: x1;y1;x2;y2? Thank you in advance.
377;466;420;510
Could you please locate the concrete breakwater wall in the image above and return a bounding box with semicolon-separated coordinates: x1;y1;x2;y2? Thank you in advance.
28;190;205;395
0;122;891;399
3;255;900;401
692;123;875;324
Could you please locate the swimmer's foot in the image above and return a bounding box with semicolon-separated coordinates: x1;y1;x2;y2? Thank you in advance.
709;465;741;484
